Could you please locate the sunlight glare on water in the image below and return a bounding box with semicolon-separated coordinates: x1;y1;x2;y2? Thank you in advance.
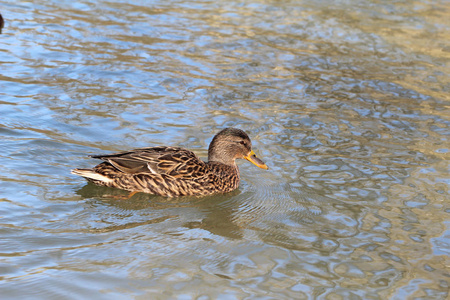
0;0;449;299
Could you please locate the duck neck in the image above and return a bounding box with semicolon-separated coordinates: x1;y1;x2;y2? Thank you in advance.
208;143;237;166
207;161;240;190
208;153;235;166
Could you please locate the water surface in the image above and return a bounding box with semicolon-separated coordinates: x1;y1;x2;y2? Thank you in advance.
1;0;449;299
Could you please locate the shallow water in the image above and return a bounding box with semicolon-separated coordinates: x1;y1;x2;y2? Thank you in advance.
1;0;449;299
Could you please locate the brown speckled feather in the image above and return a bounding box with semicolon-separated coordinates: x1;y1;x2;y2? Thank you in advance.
90;146;204;178
71;128;268;197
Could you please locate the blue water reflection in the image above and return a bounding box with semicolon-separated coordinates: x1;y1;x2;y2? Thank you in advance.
0;0;449;299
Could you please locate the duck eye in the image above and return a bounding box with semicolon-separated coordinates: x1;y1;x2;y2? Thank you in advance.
239;141;246;145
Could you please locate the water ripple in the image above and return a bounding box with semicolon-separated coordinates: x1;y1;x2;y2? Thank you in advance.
1;0;449;298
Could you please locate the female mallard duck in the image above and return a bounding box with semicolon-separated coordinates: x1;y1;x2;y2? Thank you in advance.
71;128;268;197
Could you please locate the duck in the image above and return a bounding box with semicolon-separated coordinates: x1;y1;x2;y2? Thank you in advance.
71;128;268;197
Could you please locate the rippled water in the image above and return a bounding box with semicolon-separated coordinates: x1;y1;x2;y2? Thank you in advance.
1;0;449;299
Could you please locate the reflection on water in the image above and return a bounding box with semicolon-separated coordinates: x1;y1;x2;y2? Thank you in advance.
1;0;449;299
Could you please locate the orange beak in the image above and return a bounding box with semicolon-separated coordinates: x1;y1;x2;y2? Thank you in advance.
244;150;269;170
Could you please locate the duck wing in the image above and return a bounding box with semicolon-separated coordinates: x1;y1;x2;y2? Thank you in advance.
90;146;206;177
